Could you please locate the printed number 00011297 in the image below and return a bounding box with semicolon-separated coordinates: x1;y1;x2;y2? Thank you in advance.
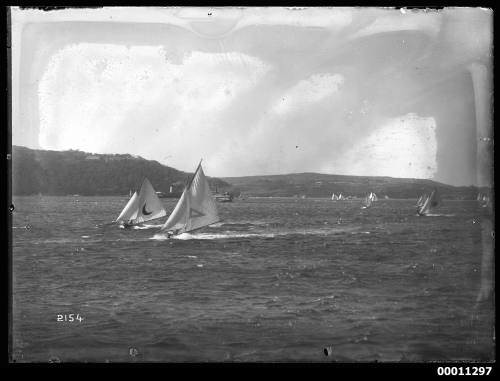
437;367;492;376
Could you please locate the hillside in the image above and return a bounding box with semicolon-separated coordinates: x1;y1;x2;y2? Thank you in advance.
222;173;484;200
11;146;485;199
11;146;232;196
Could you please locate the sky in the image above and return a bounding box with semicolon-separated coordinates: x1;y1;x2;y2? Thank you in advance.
11;7;493;186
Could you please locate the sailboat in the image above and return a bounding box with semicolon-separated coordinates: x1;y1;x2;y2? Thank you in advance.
480;193;491;208
369;192;378;202
361;194;372;209
417;188;441;216
160;160;219;236
115;178;167;227
331;193;338;201
416;194;427;207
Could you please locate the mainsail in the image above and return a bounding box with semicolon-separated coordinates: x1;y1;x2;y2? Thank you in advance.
331;193;338;201
416;194;426;207
160;162;219;235
116;191;139;223
362;194;372;209
417;189;441;216
116;178;167;225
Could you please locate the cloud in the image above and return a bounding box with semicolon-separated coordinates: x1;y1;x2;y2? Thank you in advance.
331;113;437;179
272;73;344;116
14;7;491;185
38;43;270;171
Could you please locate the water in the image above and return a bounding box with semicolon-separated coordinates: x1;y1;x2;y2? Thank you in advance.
11;196;494;362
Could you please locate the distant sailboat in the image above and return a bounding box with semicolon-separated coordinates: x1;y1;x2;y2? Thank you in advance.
361;194;372;209
116;178;167;227
160;161;220;236
417;189;441;216
369;192;378;202
331;193;338;201
479;193;491;208
416;194;427;207
338;193;345;201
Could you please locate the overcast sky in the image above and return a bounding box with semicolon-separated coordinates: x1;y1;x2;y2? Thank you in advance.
11;7;492;186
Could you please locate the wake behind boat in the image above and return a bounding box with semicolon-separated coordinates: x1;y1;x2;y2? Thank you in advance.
115;178;167;227
160;160;220;237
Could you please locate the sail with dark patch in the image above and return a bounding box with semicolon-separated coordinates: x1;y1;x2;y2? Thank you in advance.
116;178;166;225
161;161;219;235
417;189;441;216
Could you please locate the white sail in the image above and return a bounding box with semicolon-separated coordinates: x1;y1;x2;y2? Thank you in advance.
362;195;372;208
416;196;421;206
480;194;490;208
416;195;426;207
367;192;377;202
417;189;441;216
161;163;219;234
116;191;139;223
331;193;338;201
116;178;167;225
132;178;167;224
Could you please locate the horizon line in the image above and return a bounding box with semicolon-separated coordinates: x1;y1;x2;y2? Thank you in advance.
11;144;485;189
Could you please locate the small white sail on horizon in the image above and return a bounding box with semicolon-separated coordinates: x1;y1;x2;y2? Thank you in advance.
480;193;491;208
160;161;220;235
331;193;338;201
116;178;167;226
361;194;372;209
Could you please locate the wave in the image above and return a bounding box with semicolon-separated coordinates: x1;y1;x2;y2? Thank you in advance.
208;220;275;228
420;213;456;217
132;223;164;230
150;232;277;241
150;227;359;241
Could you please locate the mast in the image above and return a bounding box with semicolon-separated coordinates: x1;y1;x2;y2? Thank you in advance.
186;159;203;190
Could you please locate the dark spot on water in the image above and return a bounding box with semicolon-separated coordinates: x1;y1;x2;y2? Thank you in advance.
25;224;32;230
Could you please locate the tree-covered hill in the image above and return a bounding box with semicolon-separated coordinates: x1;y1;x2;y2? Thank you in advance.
12;146;486;200
12;146;231;196
222;172;485;200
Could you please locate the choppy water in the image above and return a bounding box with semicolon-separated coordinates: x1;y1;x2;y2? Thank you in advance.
10;196;495;362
